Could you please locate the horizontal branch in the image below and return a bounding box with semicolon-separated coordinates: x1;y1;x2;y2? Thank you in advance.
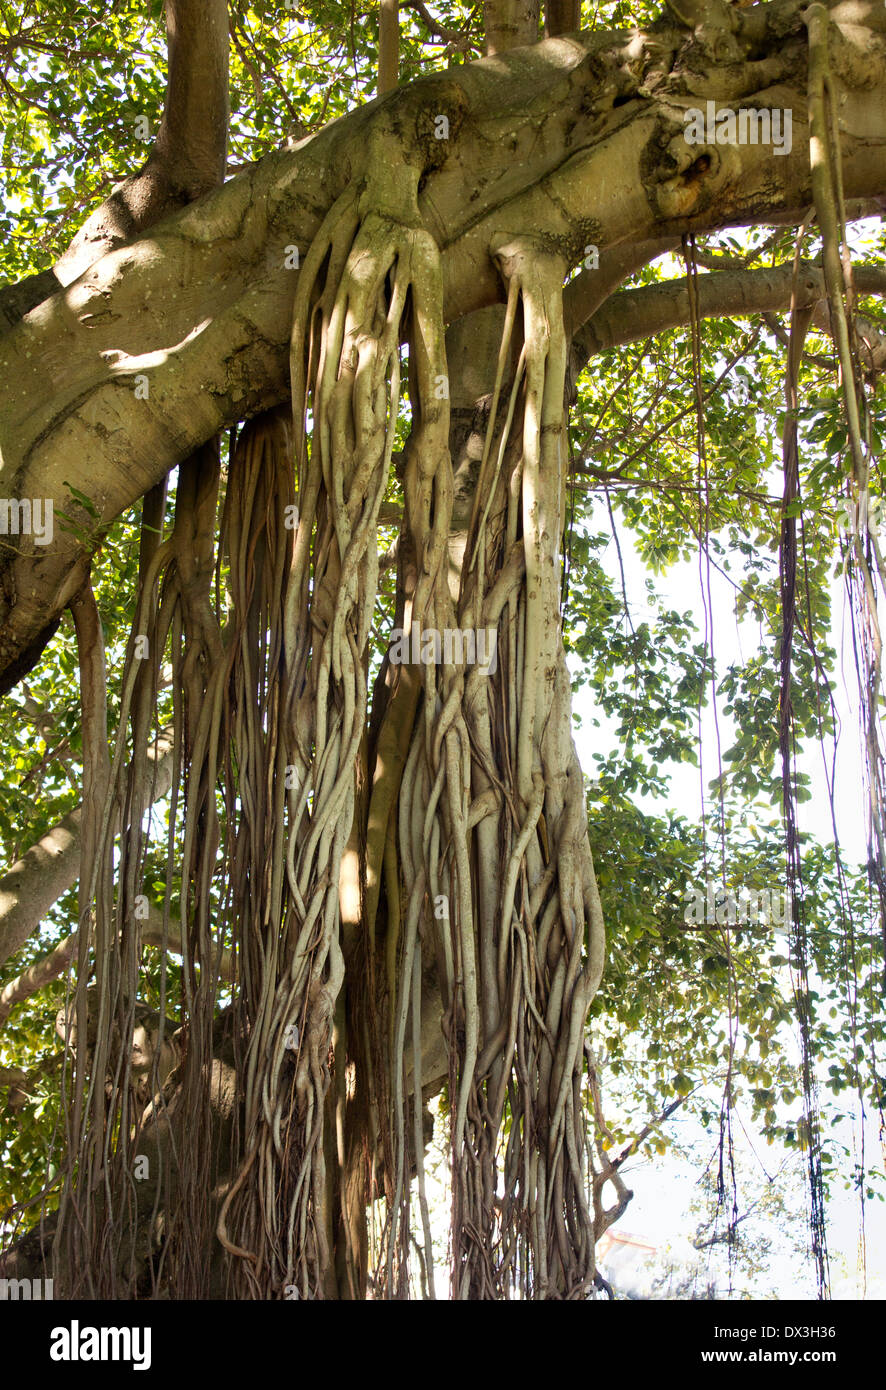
0;901;234;1031
141;909;234;985
571;260;886;376
0;932;77;1026
0;0;230;330
0;728;175;970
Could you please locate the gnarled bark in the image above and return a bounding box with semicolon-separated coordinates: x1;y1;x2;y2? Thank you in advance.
4;0;886;1301
2;3;886;695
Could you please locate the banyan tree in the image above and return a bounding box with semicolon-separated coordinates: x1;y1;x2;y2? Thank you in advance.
1;0;885;1300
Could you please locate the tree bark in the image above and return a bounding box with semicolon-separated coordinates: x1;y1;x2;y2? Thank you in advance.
0;0;230;326
379;0;400;93
0;729;174;969
2;5;886;695
485;0;540;54
545;0;580;38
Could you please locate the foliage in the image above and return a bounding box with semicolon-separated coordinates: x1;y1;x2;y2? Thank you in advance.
1;0;885;1297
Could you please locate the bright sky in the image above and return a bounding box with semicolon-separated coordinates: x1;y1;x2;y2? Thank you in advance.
570;495;885;1299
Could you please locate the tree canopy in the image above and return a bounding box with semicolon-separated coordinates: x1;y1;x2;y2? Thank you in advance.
0;0;884;1302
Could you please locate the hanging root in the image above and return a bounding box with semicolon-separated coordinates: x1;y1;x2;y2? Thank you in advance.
381;237;607;1299
802;3;882;1292
56;434;231;1297
221;127;454;1298
56;105;611;1299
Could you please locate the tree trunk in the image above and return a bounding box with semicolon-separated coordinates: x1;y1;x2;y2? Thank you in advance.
485;0;540;53
3;0;886;1301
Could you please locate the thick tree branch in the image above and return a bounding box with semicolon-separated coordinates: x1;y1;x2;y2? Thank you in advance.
484;0;540;54
544;0;580;39
0;729;175;970
563;239;680;338
0;0;230;328
2;4;886;693
55;0;229;288
570;261;886;377
379;0;400;93
0;932;78;1026
0;904;233;1029
140;910;234;984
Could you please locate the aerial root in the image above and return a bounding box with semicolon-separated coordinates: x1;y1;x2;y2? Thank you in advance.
375;237;607;1298
224;174;455;1297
